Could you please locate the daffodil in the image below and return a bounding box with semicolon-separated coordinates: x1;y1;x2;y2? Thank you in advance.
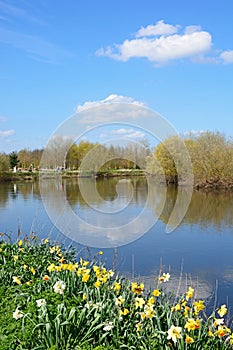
53;280;66;294
193;300;205;314
13;276;21;285
94;280;101;288
30;267;36;275
136;322;142;332
185;287;194;301
113;281;121;292
82;273;90;282
135;297;145;309
215;325;231;338
152;289;161;297
13;307;24;320
218;304;227;317
36;299;46;307
13;255;18;262
18;240;23;246
185;335;194;344
185;318;201;331
171;303;181;312
103;322;114;331
43;275;50;281
167;325;182;343
115;296;125;306
213;318;224;328
159;272;170;283
119;308;129;316
131;282;144;294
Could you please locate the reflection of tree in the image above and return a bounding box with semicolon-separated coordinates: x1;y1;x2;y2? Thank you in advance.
159;186;233;229
0;183;9;208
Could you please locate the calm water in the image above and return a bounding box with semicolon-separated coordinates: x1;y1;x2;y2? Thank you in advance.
1;177;233;312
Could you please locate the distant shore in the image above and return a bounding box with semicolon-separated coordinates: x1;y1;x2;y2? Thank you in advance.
1;170;233;190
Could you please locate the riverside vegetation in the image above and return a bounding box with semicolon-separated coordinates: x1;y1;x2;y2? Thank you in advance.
0;235;233;349
1;132;233;189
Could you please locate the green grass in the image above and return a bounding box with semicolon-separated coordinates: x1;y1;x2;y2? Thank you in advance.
0;234;233;349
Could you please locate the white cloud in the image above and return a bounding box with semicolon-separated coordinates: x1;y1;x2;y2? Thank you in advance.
76;94;146;113
97;20;233;65
220;50;233;64
135;20;179;38
110;128;145;139
0;129;15;137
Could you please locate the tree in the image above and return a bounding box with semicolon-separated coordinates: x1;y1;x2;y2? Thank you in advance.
9;152;19;170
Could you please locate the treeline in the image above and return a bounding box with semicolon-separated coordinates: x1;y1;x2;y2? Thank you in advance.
0;140;150;172
146;131;233;188
1;132;233;188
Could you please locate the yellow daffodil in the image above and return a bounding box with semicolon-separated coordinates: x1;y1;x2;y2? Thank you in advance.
152;289;161;297
167;325;182;343
94;280;102;288
113;281;121;292
147;297;155;306
43;275;50;281
218;304;227;317
119;308;129;316
30;267;36;275
98;251;103;255
13;255;18;262
131;282;144;294
18;240;23;246
215;325;231;338
185;335;194;344
171;303;181;312
83;293;87;301
186;287;194;301
13;276;21;285
82;274;90;282
193;300;205;315
47;263;56;272
185;318;201;331
136;322;142;332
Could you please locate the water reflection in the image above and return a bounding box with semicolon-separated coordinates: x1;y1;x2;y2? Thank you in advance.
1;178;233;229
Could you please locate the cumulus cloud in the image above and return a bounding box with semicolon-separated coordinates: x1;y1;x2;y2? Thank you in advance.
97;20;232;65
108;128;145;139
76;94;146;113
220;50;233;64
135;20;179;38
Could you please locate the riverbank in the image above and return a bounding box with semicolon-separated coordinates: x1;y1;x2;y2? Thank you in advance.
0;235;233;349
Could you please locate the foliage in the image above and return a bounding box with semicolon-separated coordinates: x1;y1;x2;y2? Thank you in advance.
0;235;233;349
9;151;19;170
146;132;233;186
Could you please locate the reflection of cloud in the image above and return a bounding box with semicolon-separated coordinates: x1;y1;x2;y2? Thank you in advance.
96;19;233;66
137;272;213;301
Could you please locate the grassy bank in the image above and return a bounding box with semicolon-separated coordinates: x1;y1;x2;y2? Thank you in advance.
0;235;233;349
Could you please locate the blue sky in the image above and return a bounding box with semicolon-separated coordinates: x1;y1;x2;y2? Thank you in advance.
0;0;233;152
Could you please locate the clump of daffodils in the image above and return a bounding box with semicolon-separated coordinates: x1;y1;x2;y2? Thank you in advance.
1;237;232;349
